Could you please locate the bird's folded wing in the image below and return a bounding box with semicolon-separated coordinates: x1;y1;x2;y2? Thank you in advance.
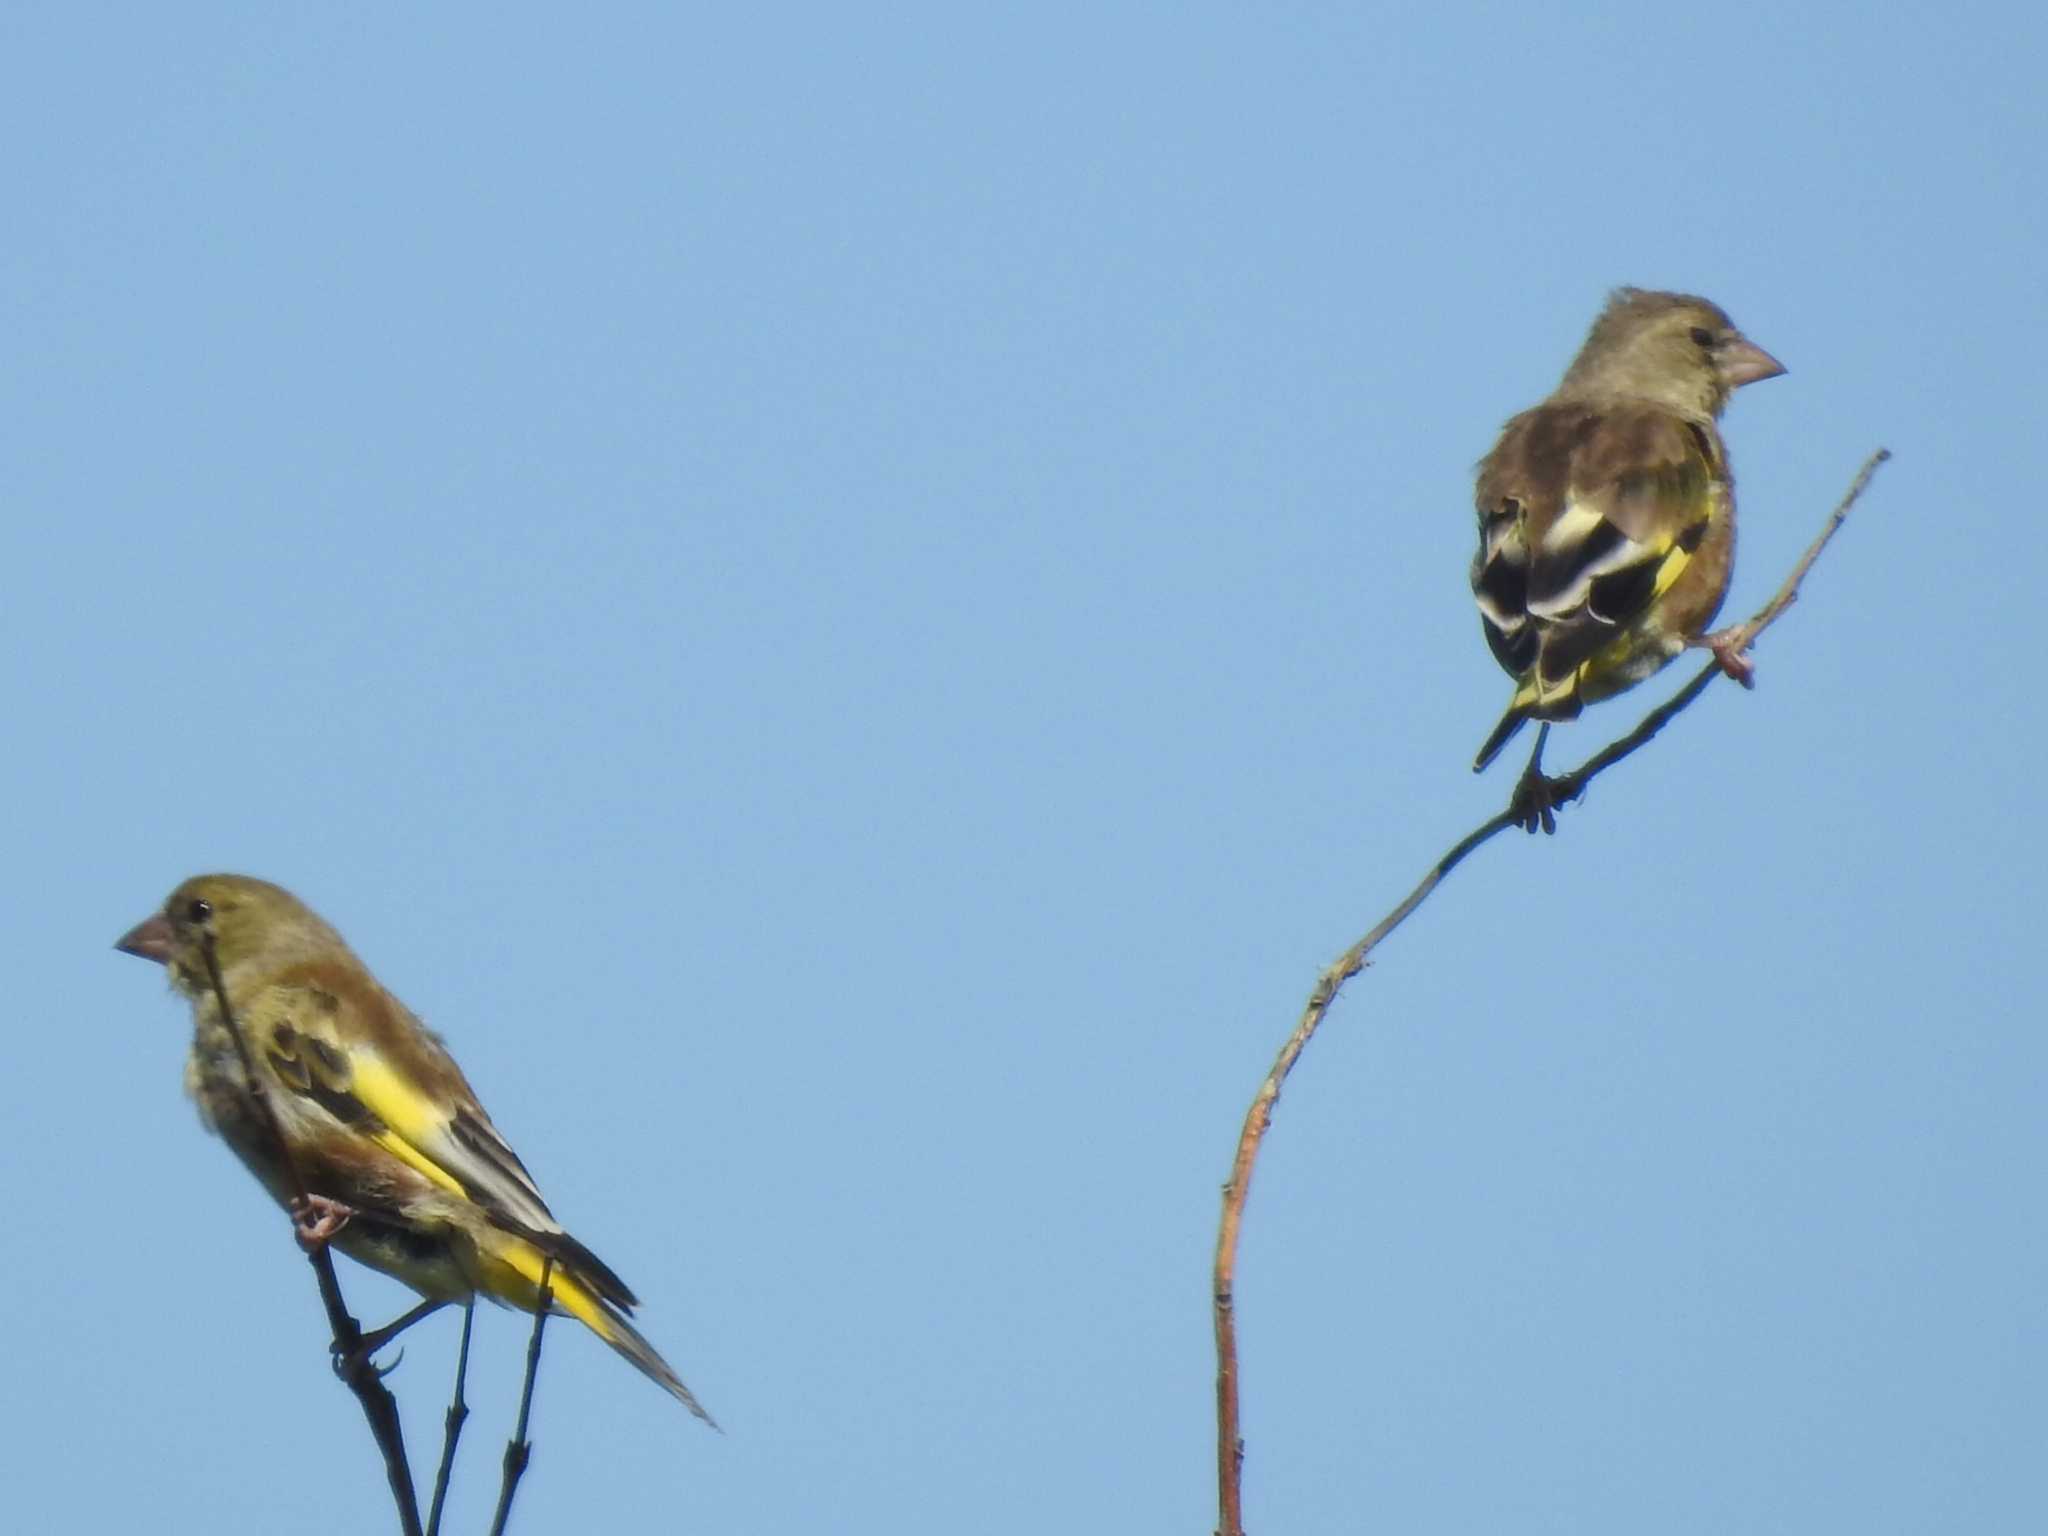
259;970;638;1309
1521;408;1719;683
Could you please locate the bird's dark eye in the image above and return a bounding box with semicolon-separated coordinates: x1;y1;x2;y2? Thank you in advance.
185;898;213;923
1689;326;1716;348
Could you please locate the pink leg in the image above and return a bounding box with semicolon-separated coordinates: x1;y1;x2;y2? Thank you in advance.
1693;627;1756;688
290;1193;355;1252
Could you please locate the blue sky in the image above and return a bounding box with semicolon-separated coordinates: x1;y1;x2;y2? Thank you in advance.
7;5;2042;1532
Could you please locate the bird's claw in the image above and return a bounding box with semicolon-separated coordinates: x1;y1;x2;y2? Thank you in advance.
1694;627;1756;689
330;1338;405;1383
290;1193;355;1253
1509;769;1575;836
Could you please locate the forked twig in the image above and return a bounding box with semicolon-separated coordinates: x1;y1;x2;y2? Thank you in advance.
1211;449;1889;1536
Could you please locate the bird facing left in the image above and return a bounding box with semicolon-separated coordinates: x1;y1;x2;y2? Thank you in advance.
115;872;714;1427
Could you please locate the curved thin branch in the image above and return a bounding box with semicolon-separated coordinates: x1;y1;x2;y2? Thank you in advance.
1211;449;1889;1536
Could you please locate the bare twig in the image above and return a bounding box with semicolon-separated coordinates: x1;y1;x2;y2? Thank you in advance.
198;934;425;1536
488;1257;555;1536
1213;809;1515;1536
425;1299;476;1536
1211;449;1889;1536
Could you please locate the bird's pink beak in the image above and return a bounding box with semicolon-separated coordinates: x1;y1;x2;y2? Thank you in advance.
1721;337;1786;389
115;912;175;965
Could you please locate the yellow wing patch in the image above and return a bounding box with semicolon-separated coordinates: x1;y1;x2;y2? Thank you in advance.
344;1049;468;1197
1649;540;1693;601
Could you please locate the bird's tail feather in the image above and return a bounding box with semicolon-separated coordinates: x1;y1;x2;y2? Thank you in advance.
496;1236;719;1428
1472;704;1530;772
1475;667;1590;772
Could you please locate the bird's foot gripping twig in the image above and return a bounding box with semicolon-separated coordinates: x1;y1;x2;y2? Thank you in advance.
291;1193;356;1252
1692;626;1757;688
1506;723;1580;835
1507;766;1578;836
332;1298;451;1384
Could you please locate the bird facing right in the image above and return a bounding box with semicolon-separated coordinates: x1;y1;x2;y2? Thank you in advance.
1469;288;1786;774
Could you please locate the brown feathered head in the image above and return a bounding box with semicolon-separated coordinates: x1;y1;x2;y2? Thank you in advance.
1557;288;1784;418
